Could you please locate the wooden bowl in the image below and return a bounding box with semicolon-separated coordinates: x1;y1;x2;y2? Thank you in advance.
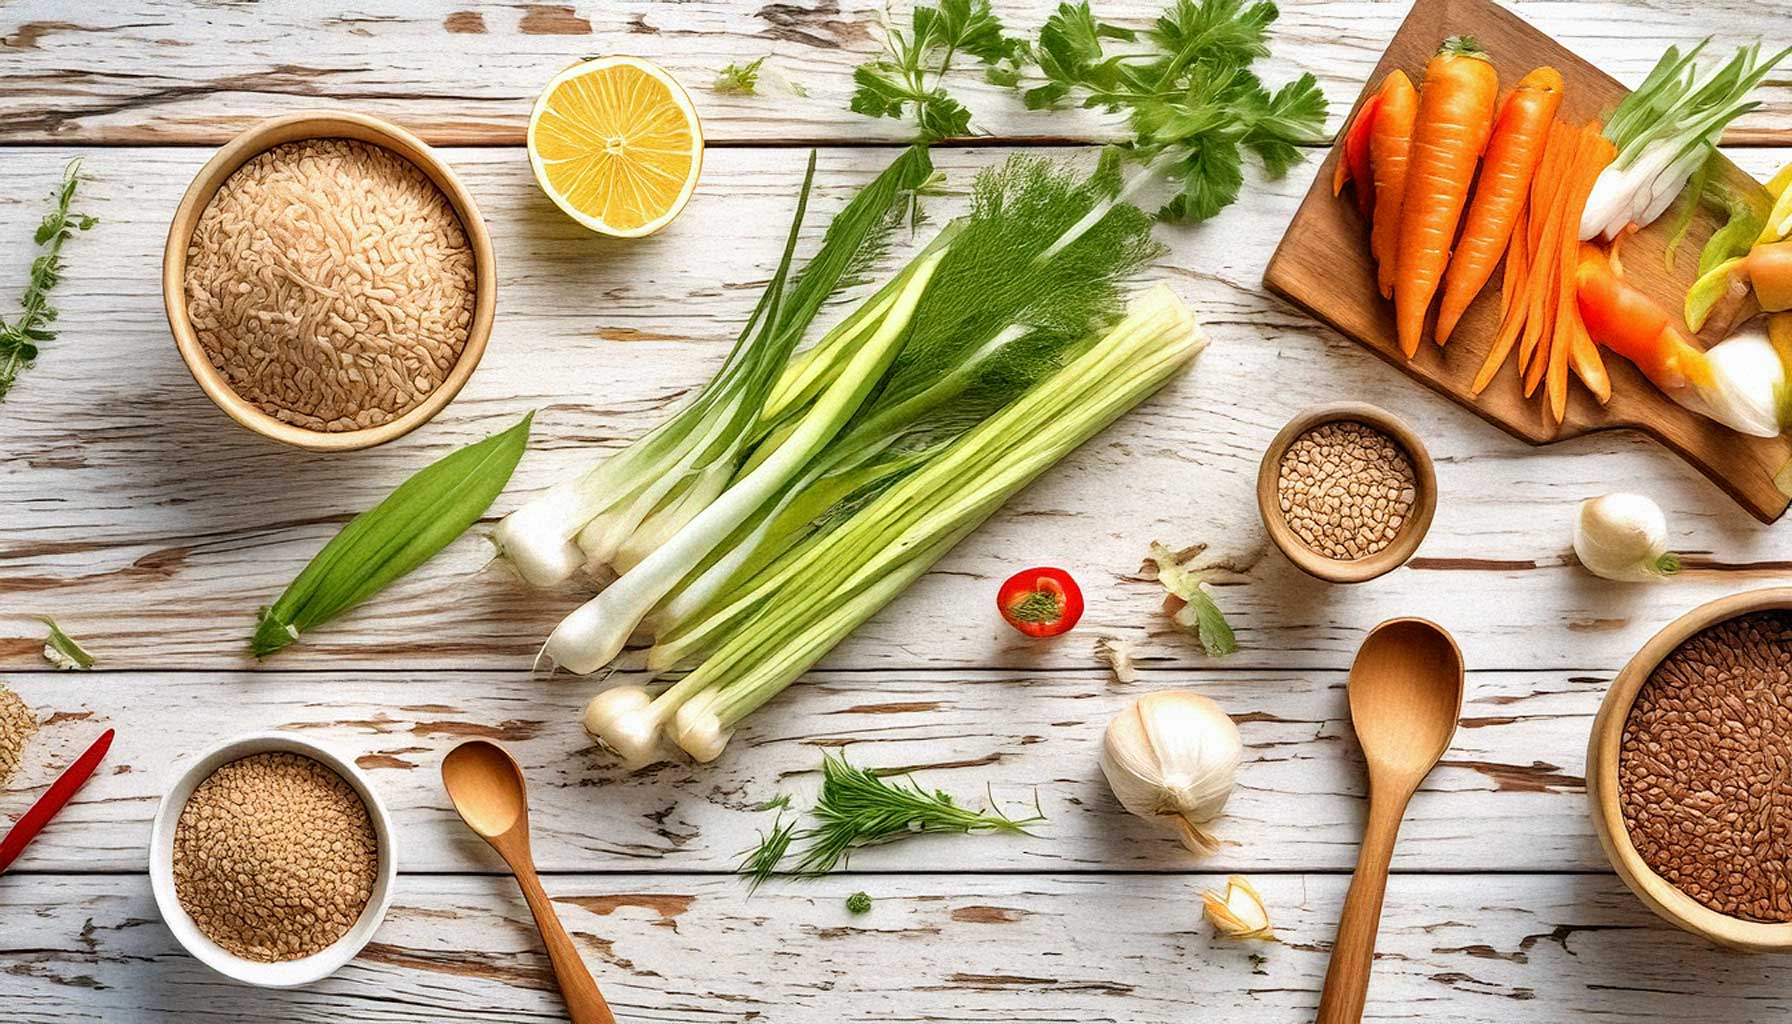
162;111;496;452
1256;402;1437;584
1586;588;1792;952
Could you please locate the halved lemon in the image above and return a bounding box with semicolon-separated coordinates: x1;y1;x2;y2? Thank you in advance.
527;56;704;238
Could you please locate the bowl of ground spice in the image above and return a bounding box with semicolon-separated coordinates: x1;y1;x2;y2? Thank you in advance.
149;732;396;985
1255;403;1437;584
1588;588;1792;952
164;111;495;451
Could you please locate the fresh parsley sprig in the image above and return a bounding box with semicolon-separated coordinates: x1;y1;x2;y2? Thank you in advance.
850;0;1024;140
848;0;1329;222
1020;0;1328;221
0;159;97;402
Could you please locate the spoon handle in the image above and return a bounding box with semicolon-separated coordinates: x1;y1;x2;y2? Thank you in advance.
1316;790;1410;1024
513;863;618;1024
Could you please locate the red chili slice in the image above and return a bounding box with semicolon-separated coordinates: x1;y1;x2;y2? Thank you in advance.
996;567;1084;638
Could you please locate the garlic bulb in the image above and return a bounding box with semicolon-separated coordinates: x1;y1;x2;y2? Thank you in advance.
1201;875;1276;941
1100;690;1241;854
1573;493;1681;582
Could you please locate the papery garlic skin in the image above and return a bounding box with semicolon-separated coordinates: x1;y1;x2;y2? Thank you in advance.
1100;690;1241;854
1573;493;1680;582
1202;875;1276;941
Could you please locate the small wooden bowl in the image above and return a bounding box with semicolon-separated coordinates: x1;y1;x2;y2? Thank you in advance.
1256;402;1437;584
1587;588;1792;953
162;111;496;452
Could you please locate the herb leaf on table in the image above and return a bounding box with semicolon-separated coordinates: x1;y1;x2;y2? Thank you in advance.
0;159;97;403
739;753;1043;885
1017;0;1328;222
850;0;1025;140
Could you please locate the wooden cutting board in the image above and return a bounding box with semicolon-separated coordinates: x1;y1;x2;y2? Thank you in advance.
1264;0;1792;524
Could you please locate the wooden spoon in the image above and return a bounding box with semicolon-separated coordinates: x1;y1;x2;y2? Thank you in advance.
443;739;617;1024
1316;618;1464;1024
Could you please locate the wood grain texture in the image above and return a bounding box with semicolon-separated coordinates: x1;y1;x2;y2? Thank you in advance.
4;871;1791;1022
3;145;1790;674
0;666;1651;874
1265;0;1792;522
1;0;1791;146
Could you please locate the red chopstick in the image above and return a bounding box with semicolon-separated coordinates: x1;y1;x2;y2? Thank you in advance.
0;727;113;873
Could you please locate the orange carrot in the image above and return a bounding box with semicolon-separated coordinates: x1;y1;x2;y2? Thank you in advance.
1435;66;1564;344
1519;123;1577;385
1333;92;1383;221
1367;71;1419;299
1471;202;1530;394
1394;37;1500;357
1555;126;1617;417
1577;242;1715;393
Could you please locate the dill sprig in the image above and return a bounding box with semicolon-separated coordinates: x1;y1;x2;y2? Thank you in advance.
739;753;1044;886
0;159;97;403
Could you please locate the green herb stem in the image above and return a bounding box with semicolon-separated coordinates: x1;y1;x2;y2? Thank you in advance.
0;159;97;402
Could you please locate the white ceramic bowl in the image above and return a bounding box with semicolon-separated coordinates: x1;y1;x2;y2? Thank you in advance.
149;731;397;987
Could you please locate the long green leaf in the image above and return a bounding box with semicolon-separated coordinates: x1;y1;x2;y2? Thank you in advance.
252;413;534;657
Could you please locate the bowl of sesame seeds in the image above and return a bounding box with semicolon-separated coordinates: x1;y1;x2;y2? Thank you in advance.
148;731;397;986
1255;402;1437;584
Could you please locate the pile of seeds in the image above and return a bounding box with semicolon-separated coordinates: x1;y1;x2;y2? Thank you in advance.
0;685;37;787
172;751;379;961
184;137;476;432
1276;421;1418;561
1620;611;1792;923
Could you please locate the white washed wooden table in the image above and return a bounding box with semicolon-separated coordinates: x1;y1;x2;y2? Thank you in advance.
2;2;1791;1021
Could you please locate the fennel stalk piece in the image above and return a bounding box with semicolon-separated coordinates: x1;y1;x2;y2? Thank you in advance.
251;413;533;657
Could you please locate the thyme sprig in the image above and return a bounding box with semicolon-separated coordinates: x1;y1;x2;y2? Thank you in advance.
739;752;1044;887
0;159;97;403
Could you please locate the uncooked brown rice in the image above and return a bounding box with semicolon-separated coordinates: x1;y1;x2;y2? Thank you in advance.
0;684;37;787
1276;421;1417;561
172;751;379;962
184;138;475;432
1620;611;1792;923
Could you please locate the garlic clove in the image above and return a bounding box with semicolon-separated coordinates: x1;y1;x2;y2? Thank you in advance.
1202;875;1276;941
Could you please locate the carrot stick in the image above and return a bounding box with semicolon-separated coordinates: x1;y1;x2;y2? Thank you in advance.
1394;37;1500;357
1435;66;1564;344
1472;204;1530;394
1561;127;1617;409
1368;71;1419;300
1569;311;1611;404
1519;123;1575;376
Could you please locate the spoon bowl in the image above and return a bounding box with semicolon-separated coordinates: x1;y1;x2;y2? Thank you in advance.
1347;617;1465;779
442;739;528;840
442;740;616;1024
1318;618;1464;1024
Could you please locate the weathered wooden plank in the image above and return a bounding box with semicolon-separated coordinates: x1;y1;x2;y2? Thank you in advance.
3;870;1788;1022
2;145;1789;674
1;0;1790;146
0;667;1612;874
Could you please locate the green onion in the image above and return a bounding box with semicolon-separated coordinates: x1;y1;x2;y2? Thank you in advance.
494;147;936;587
1581;41;1790;241
623;285;1207;764
251;413;533;657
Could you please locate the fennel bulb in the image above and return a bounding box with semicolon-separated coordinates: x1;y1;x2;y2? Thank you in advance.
1573;494;1680;582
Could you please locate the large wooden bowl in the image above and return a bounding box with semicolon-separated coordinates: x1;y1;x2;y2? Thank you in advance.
162;111;496;452
1587;588;1792;952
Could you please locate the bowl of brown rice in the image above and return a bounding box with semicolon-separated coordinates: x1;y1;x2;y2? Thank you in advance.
1588;587;1792;952
149;731;397;986
163;111;495;451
